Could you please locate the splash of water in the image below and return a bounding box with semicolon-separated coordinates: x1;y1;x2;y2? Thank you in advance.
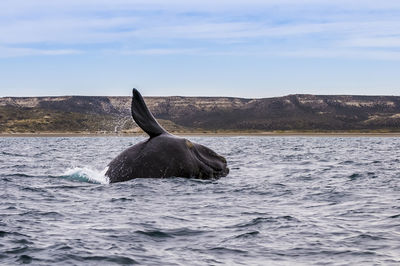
61;167;110;184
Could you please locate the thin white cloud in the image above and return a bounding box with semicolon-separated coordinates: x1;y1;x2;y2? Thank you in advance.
0;46;81;57
2;0;400;13
178;47;400;61
0;0;400;60
0;17;138;44
119;48;202;55
277;49;400;61
343;37;400;48
3;18;400;44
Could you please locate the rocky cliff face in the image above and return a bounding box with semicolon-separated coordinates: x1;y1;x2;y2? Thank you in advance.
1;94;400;133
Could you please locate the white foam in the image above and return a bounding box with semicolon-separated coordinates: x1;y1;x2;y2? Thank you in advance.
62;166;110;184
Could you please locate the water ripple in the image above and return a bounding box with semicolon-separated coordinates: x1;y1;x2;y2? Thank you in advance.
1;136;400;265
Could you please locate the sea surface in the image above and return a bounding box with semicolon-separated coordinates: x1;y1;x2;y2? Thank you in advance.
1;136;400;265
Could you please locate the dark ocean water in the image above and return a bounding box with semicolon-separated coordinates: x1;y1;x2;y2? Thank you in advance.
1;136;400;265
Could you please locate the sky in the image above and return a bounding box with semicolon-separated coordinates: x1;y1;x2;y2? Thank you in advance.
0;0;400;98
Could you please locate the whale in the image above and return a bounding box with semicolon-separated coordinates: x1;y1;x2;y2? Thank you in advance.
105;89;229;183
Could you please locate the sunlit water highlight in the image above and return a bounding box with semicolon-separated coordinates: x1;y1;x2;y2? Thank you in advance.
1;136;400;265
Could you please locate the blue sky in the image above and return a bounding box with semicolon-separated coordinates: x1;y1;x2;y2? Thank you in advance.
0;0;400;97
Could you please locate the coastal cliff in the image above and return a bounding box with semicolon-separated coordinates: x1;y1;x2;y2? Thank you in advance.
1;94;400;133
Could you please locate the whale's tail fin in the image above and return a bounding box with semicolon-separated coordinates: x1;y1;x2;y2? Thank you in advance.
131;88;168;138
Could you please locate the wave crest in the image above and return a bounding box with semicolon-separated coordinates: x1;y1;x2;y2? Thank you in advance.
61;167;109;184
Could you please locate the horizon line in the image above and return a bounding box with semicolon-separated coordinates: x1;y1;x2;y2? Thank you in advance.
1;93;400;99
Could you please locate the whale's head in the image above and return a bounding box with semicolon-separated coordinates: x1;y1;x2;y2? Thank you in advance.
183;138;229;179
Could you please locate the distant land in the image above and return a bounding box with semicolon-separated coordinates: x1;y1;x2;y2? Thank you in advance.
1;94;400;134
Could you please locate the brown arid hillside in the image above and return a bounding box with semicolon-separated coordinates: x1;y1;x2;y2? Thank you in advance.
1;94;400;133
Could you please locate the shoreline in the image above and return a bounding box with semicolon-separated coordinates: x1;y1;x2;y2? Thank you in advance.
2;132;400;137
